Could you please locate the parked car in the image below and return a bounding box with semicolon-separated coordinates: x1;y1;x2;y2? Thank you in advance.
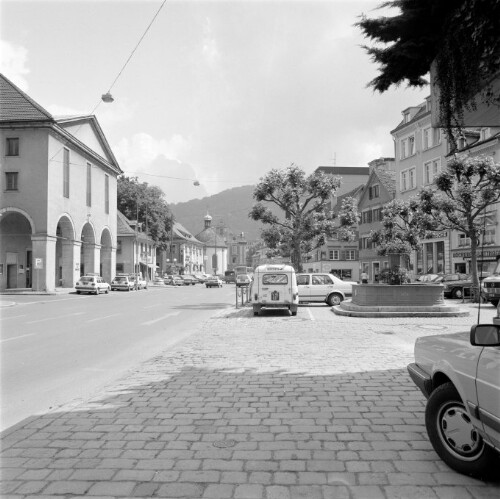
129;273;148;289
111;274;134;291
407;324;500;479
180;274;197;285
481;257;500;306
236;273;252;287
193;274;208;284
76;274;110;295
437;273;473;299
164;275;183;286
296;273;355;306
206;276;224;288
415;273;442;283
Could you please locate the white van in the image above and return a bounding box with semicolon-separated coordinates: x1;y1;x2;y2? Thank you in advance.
249;264;299;316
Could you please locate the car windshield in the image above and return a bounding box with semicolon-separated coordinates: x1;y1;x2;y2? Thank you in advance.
263;274;288;285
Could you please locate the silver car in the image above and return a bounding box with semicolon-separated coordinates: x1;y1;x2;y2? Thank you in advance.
407;324;500;479
296;273;355;306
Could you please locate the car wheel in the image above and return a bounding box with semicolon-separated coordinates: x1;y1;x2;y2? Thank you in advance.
425;382;498;479
490;299;499;306
327;293;343;306
76;290;81;294
452;287;463;299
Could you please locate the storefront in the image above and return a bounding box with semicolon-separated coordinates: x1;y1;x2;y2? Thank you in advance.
452;247;500;275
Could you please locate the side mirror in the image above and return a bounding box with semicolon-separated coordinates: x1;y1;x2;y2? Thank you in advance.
470;324;500;346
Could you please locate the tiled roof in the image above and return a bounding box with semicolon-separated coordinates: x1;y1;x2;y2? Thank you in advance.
0;73;54;122
390;103;428;134
374;169;396;196
117;211;136;236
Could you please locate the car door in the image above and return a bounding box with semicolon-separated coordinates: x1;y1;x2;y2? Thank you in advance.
310;274;333;302
297;274;311;301
476;345;500;449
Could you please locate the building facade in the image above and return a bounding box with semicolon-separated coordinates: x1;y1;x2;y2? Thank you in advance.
116;211;156;280
0;74;121;291
195;213;227;275
391;97;450;277
357;159;396;282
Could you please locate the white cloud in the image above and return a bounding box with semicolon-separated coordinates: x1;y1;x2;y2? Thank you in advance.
0;40;30;91
114;132;192;170
202;17;220;69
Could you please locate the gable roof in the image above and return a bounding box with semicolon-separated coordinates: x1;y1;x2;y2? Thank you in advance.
117;211;136;236
57;115;120;168
0;73;122;175
173;222;202;244
0;73;54;122
390;102;429;134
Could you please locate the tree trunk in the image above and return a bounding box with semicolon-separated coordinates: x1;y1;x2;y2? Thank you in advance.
469;236;480;303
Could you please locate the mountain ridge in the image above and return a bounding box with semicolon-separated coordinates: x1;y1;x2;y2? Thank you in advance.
170;185;263;242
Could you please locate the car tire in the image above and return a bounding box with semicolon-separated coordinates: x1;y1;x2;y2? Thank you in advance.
452;287;463;299
490;299;499;306
425;382;498;479
76;290;81;294
327;293;343;306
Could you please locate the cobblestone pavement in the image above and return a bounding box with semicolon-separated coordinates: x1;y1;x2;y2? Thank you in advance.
1;303;499;498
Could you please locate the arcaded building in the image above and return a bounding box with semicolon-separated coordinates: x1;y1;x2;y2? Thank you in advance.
0;74;122;291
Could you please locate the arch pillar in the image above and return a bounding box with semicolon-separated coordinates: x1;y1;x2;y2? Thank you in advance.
62;240;81;287
31;234;57;292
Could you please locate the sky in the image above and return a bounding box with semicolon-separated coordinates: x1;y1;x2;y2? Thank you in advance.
0;0;429;204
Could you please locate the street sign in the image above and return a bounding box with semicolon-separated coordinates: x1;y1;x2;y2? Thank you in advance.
34;258;43;270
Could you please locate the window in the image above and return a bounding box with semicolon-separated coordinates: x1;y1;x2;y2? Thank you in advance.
433;128;442;145
329;250;339;260
408;136;415;155
63;148;70;198
424;158;441;184
263;274;288;285
312;275;333;285
401;170;408;191
6;138;19;156
5;172;18;190
400;139;408;159
117;241;122;254
86;163;92;207
423;127;432;150
104;175;109;214
369;184;380;199
458;233;471;247
345;250;356;260
297;275;310;285
480;128;491;141
409;167;416;189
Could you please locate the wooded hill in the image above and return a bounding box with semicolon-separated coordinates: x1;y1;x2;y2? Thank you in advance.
170;185;264;242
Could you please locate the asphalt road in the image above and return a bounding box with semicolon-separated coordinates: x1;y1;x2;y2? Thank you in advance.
0;283;237;432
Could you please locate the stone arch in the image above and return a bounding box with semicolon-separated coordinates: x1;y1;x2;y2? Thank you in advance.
80;222;97;276
100;227;113;283
55;215;77;287
0;208;35;289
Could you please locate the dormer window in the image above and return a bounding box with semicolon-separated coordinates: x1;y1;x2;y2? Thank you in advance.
403;112;410;123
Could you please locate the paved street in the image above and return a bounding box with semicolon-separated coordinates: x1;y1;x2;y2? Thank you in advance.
0;285;235;431
1;299;499;498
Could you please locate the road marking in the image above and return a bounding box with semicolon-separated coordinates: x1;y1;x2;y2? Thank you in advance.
142;311;180;326
26;312;85;324
307;308;315;321
0;333;35;343
0;314;27;320
86;314;120;323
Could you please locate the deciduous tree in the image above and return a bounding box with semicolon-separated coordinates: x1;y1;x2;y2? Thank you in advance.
117;176;173;250
249;165;356;271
